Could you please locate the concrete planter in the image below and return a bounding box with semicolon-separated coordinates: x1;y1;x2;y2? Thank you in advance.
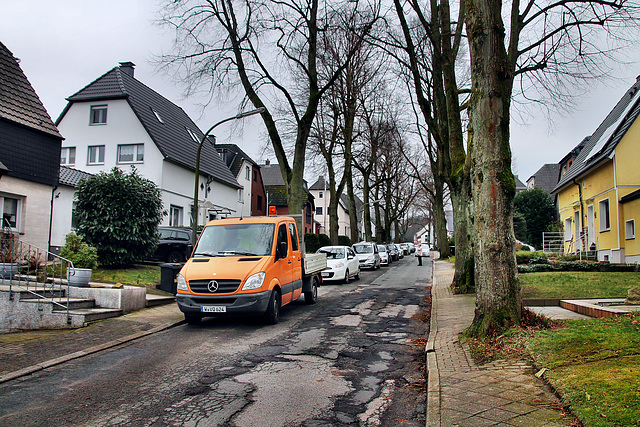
67;267;92;287
0;263;19;279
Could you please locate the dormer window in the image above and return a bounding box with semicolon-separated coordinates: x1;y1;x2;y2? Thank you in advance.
90;105;107;125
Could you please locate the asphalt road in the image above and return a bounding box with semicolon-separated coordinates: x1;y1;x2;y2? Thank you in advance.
0;256;432;427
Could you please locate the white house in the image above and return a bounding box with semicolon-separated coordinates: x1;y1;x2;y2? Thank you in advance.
308;176;363;239
53;62;241;248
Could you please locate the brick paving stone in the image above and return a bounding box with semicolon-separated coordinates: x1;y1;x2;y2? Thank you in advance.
426;260;574;426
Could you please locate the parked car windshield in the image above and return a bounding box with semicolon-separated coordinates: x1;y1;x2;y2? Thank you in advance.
317;247;345;259
353;244;373;254
194;223;275;257
377;245;387;252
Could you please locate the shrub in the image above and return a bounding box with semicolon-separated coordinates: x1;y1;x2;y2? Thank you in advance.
318;233;331;247
516;250;547;265
60;233;98;269
338;235;352;246
529;257;550;265
304;233;319;253
74;168;165;267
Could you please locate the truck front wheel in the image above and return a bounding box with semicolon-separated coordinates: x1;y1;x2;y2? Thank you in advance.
264;290;281;324
304;277;318;304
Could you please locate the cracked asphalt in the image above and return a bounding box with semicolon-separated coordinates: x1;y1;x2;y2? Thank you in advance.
0;256;432;426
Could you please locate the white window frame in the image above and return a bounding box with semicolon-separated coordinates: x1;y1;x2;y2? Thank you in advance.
245;166;250;180
152;109;164;123
1;194;22;232
238;188;244;203
87;145;105;165
626;219;635;240
60;147;76;166
316;206;323;215
599;198;611;232
90;105;107;125
169;205;183;227
117;143;144;164
564;217;573;241
319;191;323;199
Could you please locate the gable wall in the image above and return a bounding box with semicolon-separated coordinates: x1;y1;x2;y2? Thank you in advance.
614;117;640;192
58;100;164;183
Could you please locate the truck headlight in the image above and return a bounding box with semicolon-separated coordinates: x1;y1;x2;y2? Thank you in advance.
242;272;266;290
177;274;188;291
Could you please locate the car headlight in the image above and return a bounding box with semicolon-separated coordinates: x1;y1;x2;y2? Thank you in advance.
177;274;188;291
367;255;374;262
335;262;344;269
242;271;266;290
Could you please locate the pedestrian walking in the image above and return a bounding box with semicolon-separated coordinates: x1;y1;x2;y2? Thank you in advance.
416;244;423;266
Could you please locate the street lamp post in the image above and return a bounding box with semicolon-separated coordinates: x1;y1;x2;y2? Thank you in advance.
192;107;265;245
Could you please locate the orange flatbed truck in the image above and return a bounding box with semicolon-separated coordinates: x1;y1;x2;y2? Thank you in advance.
176;216;327;325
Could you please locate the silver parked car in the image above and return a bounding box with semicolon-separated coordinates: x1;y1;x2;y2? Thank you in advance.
352;242;381;270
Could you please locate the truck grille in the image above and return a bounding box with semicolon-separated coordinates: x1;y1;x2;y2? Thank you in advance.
189;279;242;294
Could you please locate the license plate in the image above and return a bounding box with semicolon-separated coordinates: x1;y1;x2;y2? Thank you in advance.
201;306;227;313
322;272;330;277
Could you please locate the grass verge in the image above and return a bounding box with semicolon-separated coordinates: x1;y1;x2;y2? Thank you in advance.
91;264;163;294
520;271;640;299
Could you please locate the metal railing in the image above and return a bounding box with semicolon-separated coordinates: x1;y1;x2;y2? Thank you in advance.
1;224;73;324
542;232;564;254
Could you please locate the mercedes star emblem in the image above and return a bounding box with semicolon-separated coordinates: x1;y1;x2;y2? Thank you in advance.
207;280;219;293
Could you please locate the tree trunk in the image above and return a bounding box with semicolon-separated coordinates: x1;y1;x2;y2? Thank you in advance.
450;181;474;294
465;0;520;337
433;183;449;256
347;172;359;244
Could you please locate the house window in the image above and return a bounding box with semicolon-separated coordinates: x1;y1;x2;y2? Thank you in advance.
319;192;323;199
186;128;200;143
61;147;76;165
253;170;257;181
71;201;79;230
257;195;263;211
90;105;107;125
238;188;244;203
599;199;610;231
316;207;323;215
626;220;635;240
87;145;105;165
170;205;183;227
117;144;144;163
288;223;299;251
564;217;572;241
1;195;20;230
245;166;250;180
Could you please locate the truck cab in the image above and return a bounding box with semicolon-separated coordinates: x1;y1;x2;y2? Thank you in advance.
176;216;324;325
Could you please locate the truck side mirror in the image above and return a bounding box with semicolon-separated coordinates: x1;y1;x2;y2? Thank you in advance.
276;241;288;260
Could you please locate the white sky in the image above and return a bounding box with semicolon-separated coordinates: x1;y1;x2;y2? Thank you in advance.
2;0;638;183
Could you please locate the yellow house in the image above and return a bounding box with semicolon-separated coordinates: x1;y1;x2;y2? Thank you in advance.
553;77;640;264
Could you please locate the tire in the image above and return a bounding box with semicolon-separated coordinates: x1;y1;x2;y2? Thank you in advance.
344;269;350;284
167;251;184;263
354;269;360;280
304;278;318;304
185;314;202;325
264;290;281;324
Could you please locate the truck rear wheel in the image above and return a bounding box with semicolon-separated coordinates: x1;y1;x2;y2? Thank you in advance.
264;290;281;324
304;277;318;304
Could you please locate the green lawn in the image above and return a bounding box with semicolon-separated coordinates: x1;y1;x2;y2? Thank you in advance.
91;264;163;294
520;271;640;299
527;313;640;426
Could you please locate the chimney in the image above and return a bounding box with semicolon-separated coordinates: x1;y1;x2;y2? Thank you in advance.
265;159;270;166
119;61;135;77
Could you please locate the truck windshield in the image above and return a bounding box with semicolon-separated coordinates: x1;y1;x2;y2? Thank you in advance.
193;223;275;257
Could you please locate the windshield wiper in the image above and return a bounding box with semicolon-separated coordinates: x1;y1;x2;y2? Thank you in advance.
193;252;220;257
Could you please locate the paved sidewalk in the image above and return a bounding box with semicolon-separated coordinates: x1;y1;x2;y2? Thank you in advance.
0;302;184;384
427;260;572;426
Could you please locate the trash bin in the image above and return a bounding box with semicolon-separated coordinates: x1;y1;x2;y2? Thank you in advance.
157;263;184;295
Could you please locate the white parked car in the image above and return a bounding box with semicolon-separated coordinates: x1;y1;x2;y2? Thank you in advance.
317;246;361;283
377;244;390;266
352;242;381;270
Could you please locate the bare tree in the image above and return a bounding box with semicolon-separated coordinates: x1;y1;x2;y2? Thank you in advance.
464;0;640;336
158;0;380;239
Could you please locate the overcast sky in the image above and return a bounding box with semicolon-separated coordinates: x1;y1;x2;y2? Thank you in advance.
2;0;638;183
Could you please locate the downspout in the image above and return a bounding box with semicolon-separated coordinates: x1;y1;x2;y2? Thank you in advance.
613;154;621;254
573;178;584;254
48;185;58;253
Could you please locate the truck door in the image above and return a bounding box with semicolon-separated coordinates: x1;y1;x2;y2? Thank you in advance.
288;222;303;301
276;223;293;304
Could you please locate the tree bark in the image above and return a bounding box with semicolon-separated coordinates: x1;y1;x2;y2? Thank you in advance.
465;0;520;337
